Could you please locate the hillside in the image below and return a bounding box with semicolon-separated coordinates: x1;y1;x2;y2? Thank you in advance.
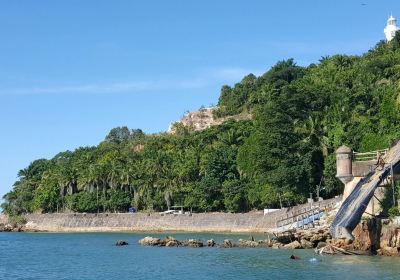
167;107;252;133
3;34;400;215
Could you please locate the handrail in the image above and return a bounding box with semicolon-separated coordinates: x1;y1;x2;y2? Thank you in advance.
353;148;389;161
275;202;336;228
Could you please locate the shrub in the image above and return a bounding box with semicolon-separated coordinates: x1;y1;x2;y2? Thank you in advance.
388;206;400;218
8;215;27;227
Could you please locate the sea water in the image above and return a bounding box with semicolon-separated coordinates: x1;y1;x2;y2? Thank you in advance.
1;232;399;280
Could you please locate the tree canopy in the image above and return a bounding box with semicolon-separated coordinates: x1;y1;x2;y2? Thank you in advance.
4;37;400;214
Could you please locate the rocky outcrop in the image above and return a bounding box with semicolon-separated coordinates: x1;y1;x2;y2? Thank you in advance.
139;237;163;246
318;218;400;256
165;236;181;247
115;240;128;246
236;239;260;248
168;107;252;133
283;240;302;249
0;223;27;232
220;239;233;248
138;236;203;247
207;239;216;247
182;239;203;247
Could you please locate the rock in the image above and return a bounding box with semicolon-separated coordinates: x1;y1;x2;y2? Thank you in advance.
139;236;162;246
182;239;203;247
237;239;259;248
283;240;302;249
207;239;216;247
276;235;294;244
310;234;327;244
300;239;314;249
271;242;283;249
4;224;13;232
378;246;398;256
115;240;128;246
220;239;233;248
258;240;272;248
165;240;180;247
164;236;181;247
316;242;327;249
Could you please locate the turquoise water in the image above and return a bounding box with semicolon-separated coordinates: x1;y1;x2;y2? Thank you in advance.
1;232;399;280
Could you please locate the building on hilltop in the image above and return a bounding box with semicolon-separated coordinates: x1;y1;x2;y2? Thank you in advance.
384;15;400;42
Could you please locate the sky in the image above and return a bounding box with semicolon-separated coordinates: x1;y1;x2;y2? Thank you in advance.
1;0;400;201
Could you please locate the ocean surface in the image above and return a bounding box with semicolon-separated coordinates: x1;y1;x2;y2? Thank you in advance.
1;232;399;280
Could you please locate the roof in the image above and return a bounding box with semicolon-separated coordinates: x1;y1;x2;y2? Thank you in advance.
336;145;352;153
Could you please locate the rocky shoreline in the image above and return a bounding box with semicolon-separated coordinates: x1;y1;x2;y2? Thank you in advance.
136;219;400;257
137;227;331;250
0;222;41;233
2;213;400;257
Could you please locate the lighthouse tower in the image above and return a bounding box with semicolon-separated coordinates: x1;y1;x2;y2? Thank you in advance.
384;15;400;42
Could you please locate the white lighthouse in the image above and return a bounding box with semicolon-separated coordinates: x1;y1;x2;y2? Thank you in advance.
384;15;400;42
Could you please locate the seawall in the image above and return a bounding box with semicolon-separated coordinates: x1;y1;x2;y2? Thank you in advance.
24;212;272;233
1;197;340;233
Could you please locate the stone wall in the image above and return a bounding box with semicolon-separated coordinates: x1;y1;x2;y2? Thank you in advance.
24;212;271;232
0;214;8;224
21;197;340;233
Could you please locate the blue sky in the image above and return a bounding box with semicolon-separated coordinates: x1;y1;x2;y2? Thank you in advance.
0;0;399;201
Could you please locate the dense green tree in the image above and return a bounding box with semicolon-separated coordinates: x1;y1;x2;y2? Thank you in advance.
5;39;400;214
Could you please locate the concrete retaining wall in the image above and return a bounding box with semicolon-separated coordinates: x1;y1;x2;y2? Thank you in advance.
24;212;272;233
5;197;341;233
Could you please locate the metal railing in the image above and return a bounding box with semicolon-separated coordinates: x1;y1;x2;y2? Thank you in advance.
353;148;388;161
275;199;339;230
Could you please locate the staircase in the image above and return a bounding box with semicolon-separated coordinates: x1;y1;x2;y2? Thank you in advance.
331;141;400;239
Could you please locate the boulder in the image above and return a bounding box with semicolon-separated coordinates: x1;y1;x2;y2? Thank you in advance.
115;240;129;246
139;236;162;246
164;236;181;247
300;239;314;249
283;240;302;249
257;240;272;248
207;239;216;247
276;235;294;244
182;239;203;247
310;234;327;244
377;246;399;256
165;240;180;247
3;224;13;232
220;239;233;248
271;242;283;249
316;241;327;249
237;239;259;248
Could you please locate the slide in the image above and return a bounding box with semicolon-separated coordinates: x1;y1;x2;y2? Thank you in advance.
331;142;400;240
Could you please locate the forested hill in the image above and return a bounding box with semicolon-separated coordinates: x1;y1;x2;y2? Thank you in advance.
4;35;400;215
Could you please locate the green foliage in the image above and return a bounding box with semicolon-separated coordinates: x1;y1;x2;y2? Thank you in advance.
8;215;27;227
388;206;400;218
4;40;400;213
222;179;247;212
66;192;98;213
108;191;132;212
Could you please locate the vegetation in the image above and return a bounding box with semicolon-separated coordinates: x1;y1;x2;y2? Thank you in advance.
4;36;400;214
